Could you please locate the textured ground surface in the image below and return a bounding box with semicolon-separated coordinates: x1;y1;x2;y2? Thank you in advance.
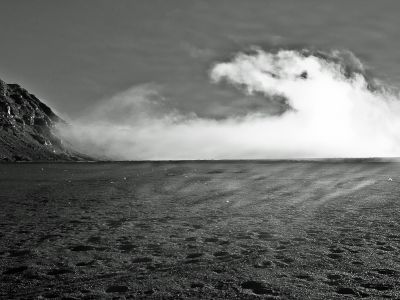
1;162;400;299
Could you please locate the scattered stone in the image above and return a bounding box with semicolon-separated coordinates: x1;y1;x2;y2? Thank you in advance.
254;260;273;268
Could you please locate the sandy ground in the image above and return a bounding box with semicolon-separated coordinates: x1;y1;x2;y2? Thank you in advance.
1;162;400;299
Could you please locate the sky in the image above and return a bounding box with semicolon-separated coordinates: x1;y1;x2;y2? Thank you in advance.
1;0;400;119
2;1;400;159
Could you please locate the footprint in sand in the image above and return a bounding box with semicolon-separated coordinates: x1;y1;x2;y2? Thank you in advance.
106;285;129;293
132;257;153;263
204;237;219;243
47;268;73;276
295;273;314;281
186;253;204;259
375;268;397;276
327;253;342;260
274;254;294;264
241;280;280;296
70;245;95;251
3;265;28;275
361;282;394;291
191;282;205;289
256;231;276;241
214;251;230;257
336;287;368;297
118;243;137;252
9;249;32;257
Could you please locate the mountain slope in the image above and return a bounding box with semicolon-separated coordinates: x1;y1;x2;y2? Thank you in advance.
0;78;89;161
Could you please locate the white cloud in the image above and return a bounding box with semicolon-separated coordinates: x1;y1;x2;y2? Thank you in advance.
58;48;400;160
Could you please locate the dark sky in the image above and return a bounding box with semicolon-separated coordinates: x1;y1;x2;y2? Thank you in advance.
1;0;400;119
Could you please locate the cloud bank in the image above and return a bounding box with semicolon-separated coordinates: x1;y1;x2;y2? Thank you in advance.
58;48;400;160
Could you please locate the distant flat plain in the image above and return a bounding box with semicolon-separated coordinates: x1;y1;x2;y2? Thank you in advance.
1;161;400;299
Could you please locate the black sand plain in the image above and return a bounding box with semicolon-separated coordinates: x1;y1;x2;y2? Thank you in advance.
1;161;400;299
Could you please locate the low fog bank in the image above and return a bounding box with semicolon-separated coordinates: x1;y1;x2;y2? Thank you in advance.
57;48;400;160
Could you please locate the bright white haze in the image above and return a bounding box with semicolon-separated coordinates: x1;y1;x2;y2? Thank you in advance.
58;48;400;160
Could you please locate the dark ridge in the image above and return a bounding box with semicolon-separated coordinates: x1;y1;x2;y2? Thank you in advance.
0;78;91;162
10;158;394;165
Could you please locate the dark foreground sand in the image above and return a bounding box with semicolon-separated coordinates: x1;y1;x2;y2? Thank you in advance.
1;162;400;299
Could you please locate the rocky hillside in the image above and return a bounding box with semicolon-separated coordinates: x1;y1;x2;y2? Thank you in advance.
0;78;89;161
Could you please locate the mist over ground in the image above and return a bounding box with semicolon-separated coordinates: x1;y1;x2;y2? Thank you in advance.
57;48;400;160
